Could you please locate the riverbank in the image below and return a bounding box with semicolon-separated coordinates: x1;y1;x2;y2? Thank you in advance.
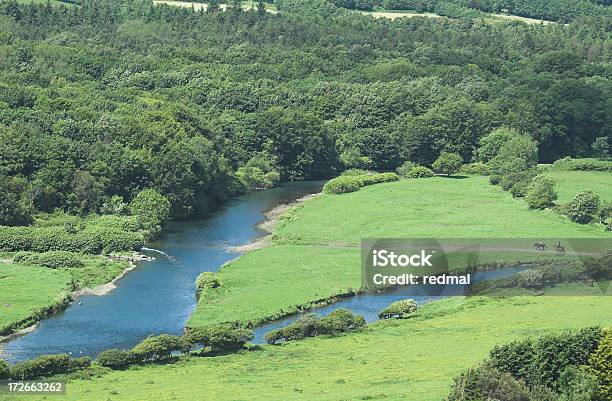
0;253;147;348
230;193;320;253
46;295;612;401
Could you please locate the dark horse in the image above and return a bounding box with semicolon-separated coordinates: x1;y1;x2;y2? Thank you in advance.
534;241;546;251
554;241;565;253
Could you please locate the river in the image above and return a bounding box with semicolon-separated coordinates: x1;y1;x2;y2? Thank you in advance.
3;181;324;363
3;181;532;362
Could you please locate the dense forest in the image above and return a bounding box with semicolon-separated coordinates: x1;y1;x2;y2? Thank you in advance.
0;0;610;223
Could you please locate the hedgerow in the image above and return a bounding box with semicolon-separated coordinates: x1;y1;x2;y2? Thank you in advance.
265;309;366;344
552;157;612;172
323;173;399;194
0;226;143;254
14;251;85;269
10;354;91;380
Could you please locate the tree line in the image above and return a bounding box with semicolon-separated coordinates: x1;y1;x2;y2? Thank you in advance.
0;0;609;223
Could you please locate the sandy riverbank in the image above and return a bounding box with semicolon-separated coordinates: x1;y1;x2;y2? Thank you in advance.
230;192;320;253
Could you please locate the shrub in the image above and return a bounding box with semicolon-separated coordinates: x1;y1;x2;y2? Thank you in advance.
552;157;612;172
131;334;182;363
509;180;531;198
0;225;143;254
93;215;140;232
360;172;399;185
396;161;416;177
183;325;253;352
500;171;536;193
323;175;364;194
0;359;9;380
432;151;463;176
446;365;532;401
265;309;365;344
320;309;366;334
516;269;544;289
525;175;558;209
379;299;418;319
489;174;502;185
589;329;611;401
597;201;611;225
406;166;435;178
459;162;491;176
96;349;135;370
323;173;398;195
195;272;221;295
14;251;85;269
10;354;91;380
488;327;603;390
565;190;601;224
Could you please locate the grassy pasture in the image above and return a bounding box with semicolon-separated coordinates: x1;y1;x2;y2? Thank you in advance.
0;257;129;335
14;0;75;6
189;176;610;328
361;10;445;20
152;1;278;13
0;263;71;335
35;296;612;401
546;170;612;204
274;176;609;246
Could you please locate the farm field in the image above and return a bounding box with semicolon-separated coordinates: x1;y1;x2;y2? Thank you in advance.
32;296;612;401
14;0;74;5
274;176;610;246
360;9;555;24
152;0;278;12
546;170;612;203
361;9;445;20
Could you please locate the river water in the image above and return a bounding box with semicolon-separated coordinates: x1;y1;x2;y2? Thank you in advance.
3;181;324;363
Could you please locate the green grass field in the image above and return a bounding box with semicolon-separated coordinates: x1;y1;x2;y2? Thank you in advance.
274;176;609;246
189;175;610;328
547;170;612;203
0;257;128;335
0;264;71;335
35;296;612;401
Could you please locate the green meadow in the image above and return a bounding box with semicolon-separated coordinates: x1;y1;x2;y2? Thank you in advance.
273;176;608;246
189;175;610;328
3;172;610;400
0;257;129;335
546;170;612;203
34;296;612;401
0;264;71;335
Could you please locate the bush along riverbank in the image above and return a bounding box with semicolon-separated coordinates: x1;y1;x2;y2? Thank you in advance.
2;324;254;378
3;305;392;378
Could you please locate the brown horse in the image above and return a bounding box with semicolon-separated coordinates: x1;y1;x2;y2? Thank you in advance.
534;242;546;251
554;241;565;253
